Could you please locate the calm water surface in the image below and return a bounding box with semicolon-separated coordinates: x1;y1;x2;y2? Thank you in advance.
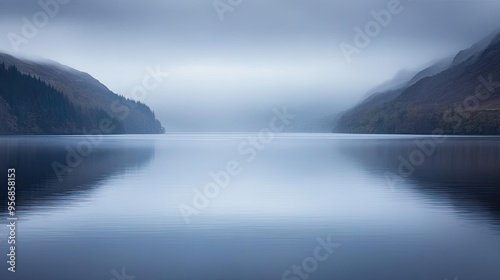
0;134;499;280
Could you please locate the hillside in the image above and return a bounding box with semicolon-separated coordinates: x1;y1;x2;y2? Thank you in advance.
0;53;164;134
0;64;124;135
336;31;500;135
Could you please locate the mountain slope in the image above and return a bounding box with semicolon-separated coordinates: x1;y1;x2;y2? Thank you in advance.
0;64;124;135
0;53;164;134
336;32;500;135
363;55;454;99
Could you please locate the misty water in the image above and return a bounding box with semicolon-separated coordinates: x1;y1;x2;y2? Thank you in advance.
1;134;500;280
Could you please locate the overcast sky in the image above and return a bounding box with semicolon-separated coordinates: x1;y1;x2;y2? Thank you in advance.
1;0;500;131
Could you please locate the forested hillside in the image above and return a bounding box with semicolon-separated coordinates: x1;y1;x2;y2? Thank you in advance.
0;53;164;134
0;64;124;135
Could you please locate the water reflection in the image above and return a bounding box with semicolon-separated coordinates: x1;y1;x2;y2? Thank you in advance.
340;136;500;227
0;135;499;280
0;136;155;213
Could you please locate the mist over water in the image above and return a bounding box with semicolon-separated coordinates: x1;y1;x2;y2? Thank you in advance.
1;1;500;279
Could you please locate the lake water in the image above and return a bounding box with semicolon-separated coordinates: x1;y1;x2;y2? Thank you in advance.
1;134;500;280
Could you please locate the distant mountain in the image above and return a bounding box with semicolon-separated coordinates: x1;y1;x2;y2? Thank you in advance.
336;31;500;135
0;53;164;134
286;113;343;133
362;57;453;99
